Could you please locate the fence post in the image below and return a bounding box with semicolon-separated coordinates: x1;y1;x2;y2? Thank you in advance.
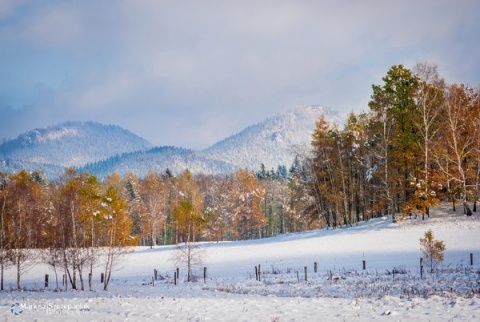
152;276;155;287
174;271;177;285
89;273;92;291
154;269;158;280
258;265;261;281
63;275;67;291
204;267;207;283
362;260;366;270
45;274;49;288
314;262;318;273
304;266;308;281
101;273;104;283
470;253;473;266
255;266;258;281
176;268;179;281
420;265;424;279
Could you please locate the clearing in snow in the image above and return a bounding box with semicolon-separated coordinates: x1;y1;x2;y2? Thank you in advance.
1;204;479;321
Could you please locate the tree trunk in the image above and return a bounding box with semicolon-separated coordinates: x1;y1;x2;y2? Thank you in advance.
78;269;84;291
16;255;21;290
1;261;3;291
151;226;157;247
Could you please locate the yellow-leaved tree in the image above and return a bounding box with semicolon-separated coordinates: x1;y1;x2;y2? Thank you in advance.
98;180;135;291
420;229;446;273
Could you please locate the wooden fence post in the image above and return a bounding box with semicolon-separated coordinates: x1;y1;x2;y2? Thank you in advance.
63;274;67;291
255;266;258;281
204;267;207;283
45;274;49;288
101;273;104;283
362;260;366;270
63;274;67;290
174;271;177;285
258;265;261;281
176;268;179;280
304;266;308;281
470;253;473;266
89;273;92;291
314;262;318;273
154;269;158;280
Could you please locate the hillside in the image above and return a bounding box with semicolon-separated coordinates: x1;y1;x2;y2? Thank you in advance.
204;105;340;171
82;106;338;178
0;106;340;178
81;146;237;178
0;121;152;177
1;204;479;320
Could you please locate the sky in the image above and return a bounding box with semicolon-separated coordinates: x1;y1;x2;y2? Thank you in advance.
1;0;479;150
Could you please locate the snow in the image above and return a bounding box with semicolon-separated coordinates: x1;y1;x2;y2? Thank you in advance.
1;204;480;321
38;128;79;143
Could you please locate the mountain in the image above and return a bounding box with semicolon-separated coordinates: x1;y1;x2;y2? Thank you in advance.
0;106;340;179
0;121;152;177
82;106;338;178
203;106;340;171
81;146;237;179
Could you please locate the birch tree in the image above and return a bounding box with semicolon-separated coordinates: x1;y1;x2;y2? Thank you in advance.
98;184;134;291
435;84;477;210
408;62;446;217
138;171;167;247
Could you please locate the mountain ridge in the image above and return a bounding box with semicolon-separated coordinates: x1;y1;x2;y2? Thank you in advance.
203;105;340;171
1;106;339;178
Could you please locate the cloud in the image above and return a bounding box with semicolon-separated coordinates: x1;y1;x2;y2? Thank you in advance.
0;0;479;149
0;0;27;19
19;4;86;48
66;71;140;112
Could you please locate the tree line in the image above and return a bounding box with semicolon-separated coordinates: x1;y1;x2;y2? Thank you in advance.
304;62;479;227
0;165;312;290
0;169;134;290
0;62;478;290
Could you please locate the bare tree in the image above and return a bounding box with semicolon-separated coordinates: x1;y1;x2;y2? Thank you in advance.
170;242;206;282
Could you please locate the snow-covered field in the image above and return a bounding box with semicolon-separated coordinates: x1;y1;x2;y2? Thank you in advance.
1;204;480;321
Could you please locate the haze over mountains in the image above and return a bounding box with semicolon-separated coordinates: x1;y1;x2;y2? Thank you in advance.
0;106;339;179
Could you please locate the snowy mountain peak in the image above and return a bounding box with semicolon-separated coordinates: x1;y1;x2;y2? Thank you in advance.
204;105;339;171
0;121;152;176
0;106;337;178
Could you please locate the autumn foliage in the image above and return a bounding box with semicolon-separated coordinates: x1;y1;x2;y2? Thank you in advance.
0;62;478;290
